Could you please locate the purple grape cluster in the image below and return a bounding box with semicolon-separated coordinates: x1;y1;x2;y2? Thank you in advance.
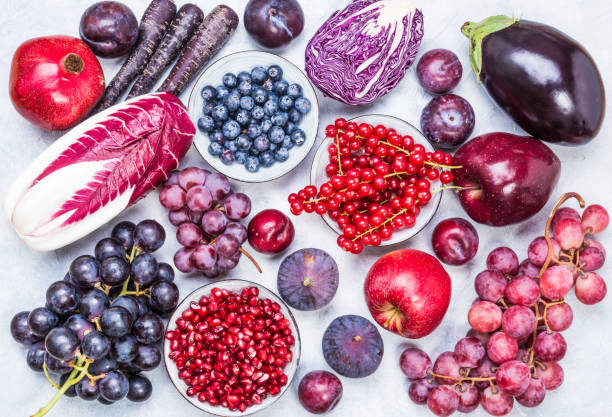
160;167;254;278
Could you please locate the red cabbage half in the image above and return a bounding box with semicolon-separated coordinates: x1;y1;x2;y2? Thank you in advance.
305;0;424;106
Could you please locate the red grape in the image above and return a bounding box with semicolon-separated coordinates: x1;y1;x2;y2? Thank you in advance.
527;236;560;267
454;337;485;368
201;210;228;236
166;170;180;186
552;218;584;250
495;360;530;396
456;383;479;413
540;265;573;300
159;185;186;210
205;172;231;200
584;237;606;257
480;386;513;416
473;356;495;389
168;207;190;226
502;305;536;340
486;332;518;364
486;247;518;275
399;348;432;379
186;185;213;212
474;270;507;303
516;377;546;407
223;193;252;220
175;223;202;248
545;303;573;332
575;272;607;305
468;301;502;333
408;379;435;404
178;167;208;190
432;352;461;385
539;361;564;390
551;207;581;231
518;259;540;279
466;328;490;345
214;234;240;258
579;246;605;271
190;244;217;270
173;247;194;273
581;204;609;234
427;385;459;417
504;276;540;306
534;332;566;362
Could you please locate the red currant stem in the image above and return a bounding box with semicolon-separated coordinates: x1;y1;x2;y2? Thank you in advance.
430;185;479;195
42;363;60;390
352;208;408;242
539;192;585;276
335;133;343;175
239;247;263;274
424;161;463;170
307;172;411;204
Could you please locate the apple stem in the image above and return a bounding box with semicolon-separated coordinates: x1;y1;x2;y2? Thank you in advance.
239;247;262;274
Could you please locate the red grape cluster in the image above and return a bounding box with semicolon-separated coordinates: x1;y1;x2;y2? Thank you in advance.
287;118;456;254
159;167;260;278
401;193;608;416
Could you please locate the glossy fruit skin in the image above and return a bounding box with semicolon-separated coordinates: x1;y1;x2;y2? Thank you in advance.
80;1;138;58
9;35;105;130
244;0;305;49
10;311;41;345
416;49;462;94
453;133;561;226
431;218;479;265
322;315;384;378
421;94;475;149
364;249;451;338
248;209;295;254
467;19;605;146
298;370;343;414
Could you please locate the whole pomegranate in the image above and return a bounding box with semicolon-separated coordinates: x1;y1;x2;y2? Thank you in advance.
364;249;452;338
9;35;105;131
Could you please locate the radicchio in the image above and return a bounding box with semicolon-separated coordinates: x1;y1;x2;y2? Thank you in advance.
4;92;195;251
305;0;424;106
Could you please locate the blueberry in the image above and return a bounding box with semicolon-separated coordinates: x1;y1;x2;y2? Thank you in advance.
202;101;215;115
263;100;279;116
222;73;237;89
222;120;241;140
246;124;262;139
262;79;274;91
252;87;268;105
274;80;289;95
294;96;312;114
210;129;225;144
253;135;270;152
282;136;294;149
251;106;265;120
237;71;251;83
269;142;278;152
237;80;252;96
234;150;248;164
267;65;283;82
235;109;251;126
285;121;297;134
275;147;290;162
208;142;223;156
260;119;273;133
197;115;215;132
240;96;255;111
268;92;279;102
236;135;252;150
211;105;229;122
220;149;235;165
288;108;302;124
244;156;260;172
279;95;293;111
269;126;285;144
251;66;267;84
224;140;239;153
287;83;302;99
216;86;230;101
250;147;261;156
224;91;241;112
271;112;289;127
291;129;306;145
259;151;275;167
201;85;217;101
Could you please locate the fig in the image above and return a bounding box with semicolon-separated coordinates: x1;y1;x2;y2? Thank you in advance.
277;248;339;311
80;1;139;58
244;0;305;49
322;315;384;378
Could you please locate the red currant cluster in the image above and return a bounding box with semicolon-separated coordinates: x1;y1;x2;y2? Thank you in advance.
288;118;457;254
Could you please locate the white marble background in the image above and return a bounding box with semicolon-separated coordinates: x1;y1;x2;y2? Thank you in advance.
1;0;611;416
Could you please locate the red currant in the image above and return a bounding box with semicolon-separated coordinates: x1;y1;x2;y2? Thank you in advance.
326;163;338;176
411;144;426;154
319;183;333;197
350;241;363;254
335;118;347;129
357;123;372;137
440;171;454;184
433;150;445;164
343;224;357;238
304;185;317;198
409;152;424;167
290;202;303;215
416;178;430;190
314;202;327;215
372;176;387;191
402;135;414;149
330;175;345;190
346;122;358;132
303;202;315;213
326;125;338;137
370;233;382;246
426;169;439;181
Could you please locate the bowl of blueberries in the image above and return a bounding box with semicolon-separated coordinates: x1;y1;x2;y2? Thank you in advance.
188;50;320;182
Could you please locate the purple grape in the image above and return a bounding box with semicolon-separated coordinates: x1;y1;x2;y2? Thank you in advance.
176;222;203;248
149;281;179;314
454;337;485;368
65;314;95;341
224;222;247;243
186;185;213;212
579;246;605;271
159;185;186;210
166;170;180;186
127;374;152;402
421;94;475;149
416;49;463;94
133;220;165;253
518;259;540;278
223;193;252;220
99;370;129;401
178;167;208;190
486;247;519;275
188;209;204;225
168;207;190;226
457;383;480;412
201;266;222;278
399;348;432;379
111;221;135;250
28;308;59;337
46;281;79;315
133;344;161;371
174;247;195;273
201;210;228;236
474;269;507;302
408;379;434;404
217;254;239;270
10;311;41;345
27;341;47;371
100;306;133;338
190;244;217;270
45;327;80;361
205;173;231;200
214;234;240;258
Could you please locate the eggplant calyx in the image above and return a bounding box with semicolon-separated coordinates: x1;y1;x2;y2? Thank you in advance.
461;15;518;82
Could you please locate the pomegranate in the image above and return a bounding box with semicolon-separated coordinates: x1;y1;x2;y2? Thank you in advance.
9;35;105;131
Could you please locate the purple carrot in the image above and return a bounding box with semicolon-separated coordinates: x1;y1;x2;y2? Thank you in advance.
159;5;239;97
127;3;204;99
94;0;176;112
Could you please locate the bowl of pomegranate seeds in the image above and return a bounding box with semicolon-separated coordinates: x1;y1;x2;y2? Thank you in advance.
164;280;301;415
291;114;455;254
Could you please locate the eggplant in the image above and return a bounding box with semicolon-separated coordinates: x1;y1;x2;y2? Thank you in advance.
462;15;605;146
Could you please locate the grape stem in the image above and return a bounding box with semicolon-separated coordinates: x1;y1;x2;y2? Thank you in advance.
239;247;262;274
42;363;60;390
427;369;496;386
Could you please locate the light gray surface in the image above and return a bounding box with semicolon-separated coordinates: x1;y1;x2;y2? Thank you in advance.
1;0;611;416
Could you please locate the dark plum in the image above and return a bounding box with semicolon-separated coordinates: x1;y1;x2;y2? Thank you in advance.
111;221;136;250
26;341;47;372
298;370;343;414
431;218;479;265
244;0;304;49
10;311;41;345
322;315;384;378
27;308;59;337
79;1;139;58
46;281;80;315
416;49;463;94
277;248;339;310
421;94;475;149
127;374;153;402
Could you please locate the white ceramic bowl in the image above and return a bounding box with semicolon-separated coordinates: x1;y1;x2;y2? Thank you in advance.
310;114;442;246
188;51;320;183
164;279;301;416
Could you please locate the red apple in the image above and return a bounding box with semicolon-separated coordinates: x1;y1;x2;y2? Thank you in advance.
247;209;294;254
364;249;451;338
